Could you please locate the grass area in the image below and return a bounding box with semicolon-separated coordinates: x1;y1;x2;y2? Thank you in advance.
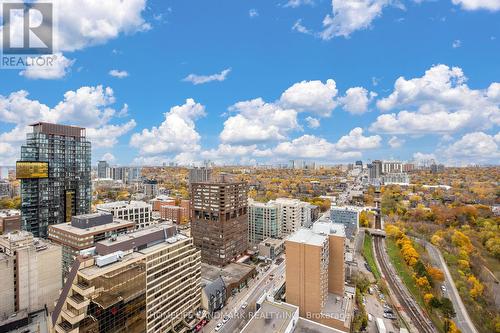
362;233;381;280
385;238;445;333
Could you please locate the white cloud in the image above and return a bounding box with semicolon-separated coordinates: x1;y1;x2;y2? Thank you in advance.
220;98;299;144
413;152;436;163
338;87;377;115
292;19;314;35
452;39;462;48
305;116;320;128
249;9;259;17
183;68;231;85
443;131;499;161
285;0;315;8
274;134;361;160
280;79;338;116
335;127;382;150
87;120;136;148
109;69;129;78
388;136;405;148
452;0;500;11
371;64;500;134
20;53;75;80
0;85;135;163
101;152;116;163
130;98;206;155
320;0;392;39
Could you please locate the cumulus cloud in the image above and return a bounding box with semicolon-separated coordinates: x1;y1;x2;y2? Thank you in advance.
0;85;135;164
130;98;206;155
388;136;405;148
292;19;314;35
443;132;499;162
320;0;393;39
452;0;500;11
338;87;377;114
220;98;299;144
280;79;338;116
371;64;500;134
336;127;382;151
20;53;75;80
413;152;436;163
109;69;129;78
452;39;462;48
101;152;116;163
305;116;320;128
183;68;231;85
274;135;361;160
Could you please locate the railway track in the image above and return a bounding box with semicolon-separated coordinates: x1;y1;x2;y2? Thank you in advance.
373;236;437;333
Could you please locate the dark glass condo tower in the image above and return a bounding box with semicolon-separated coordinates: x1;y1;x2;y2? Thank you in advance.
18;122;91;238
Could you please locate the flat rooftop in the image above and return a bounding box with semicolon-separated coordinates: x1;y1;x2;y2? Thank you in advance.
294;317;344;333
260;237;285;247
0;209;20;217
322;292;353;324
49;218;134;236
241;300;297;333
97;200;151;209
201;262;254;287
287;228;327;246
312;222;346;237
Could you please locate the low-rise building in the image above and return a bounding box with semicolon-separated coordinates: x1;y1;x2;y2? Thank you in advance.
160;205;189;224
0;209;21;234
150;195;176;211
96;200;153;229
258;238;285;261
49;224;202;333
0;231;62;320
48;212;134;276
201;277;226;318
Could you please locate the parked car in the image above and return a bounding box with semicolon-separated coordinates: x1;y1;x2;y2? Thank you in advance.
215;323;223;331
223;315;230;324
441;285;447;293
241;302;248;309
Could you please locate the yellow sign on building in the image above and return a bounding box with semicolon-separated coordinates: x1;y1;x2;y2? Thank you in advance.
16;161;49;179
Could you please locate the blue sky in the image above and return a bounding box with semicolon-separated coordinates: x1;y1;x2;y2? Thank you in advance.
0;0;499;166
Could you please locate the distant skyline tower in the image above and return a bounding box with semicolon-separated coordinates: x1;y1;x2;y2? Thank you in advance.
17;122;91;238
97;160;109;178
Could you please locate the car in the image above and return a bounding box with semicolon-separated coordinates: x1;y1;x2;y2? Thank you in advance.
241;302;248;309
368;313;373;322
441;285;447;292
215;323;223;331
223;315;230;324
384;309;394;314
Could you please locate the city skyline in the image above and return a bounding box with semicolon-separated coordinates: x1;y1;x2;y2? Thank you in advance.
0;0;499;167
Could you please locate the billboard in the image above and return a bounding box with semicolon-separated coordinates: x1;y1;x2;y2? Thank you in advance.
16;161;49;179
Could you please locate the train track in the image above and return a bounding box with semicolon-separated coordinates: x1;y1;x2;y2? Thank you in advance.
373;236;437;333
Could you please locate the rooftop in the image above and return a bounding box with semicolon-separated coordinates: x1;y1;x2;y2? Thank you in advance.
240;300;298;333
0;209;20;217
294;317;344;333
312;222;346;237
201;262;254;287
96;200;151;209
322;292;353;325
49;218;134;236
287;228;327;246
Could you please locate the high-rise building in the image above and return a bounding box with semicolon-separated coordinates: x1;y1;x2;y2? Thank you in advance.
286;224;351;332
17;122;91;238
188;167;213;184
248;199;281;245
381;173;410;185
430;163;445;174
50;224;202;333
48;212;135;276
370;160;382;179
0;231;62;318
191;176;248;266
272;198;312;236
96;201;153;229
381;160;403;174
97;160;109;179
143;179;159;197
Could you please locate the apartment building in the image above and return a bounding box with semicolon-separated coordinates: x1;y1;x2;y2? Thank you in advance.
160;205;189;224
50;224;202;333
188;167;213;184
18;122;91;238
330;206;360;240
48;212;135;276
96;200;153;229
143;179;159;197
285;224;351;332
248;199;281;245
191;176;248;266
0;231;62;319
272;198;313;235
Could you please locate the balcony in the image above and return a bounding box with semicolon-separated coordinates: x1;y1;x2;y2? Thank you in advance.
61;308;85;325
55;320;79;333
67;293;90;309
72;281;94;296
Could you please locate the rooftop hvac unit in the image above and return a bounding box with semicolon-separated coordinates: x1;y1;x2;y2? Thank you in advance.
95;251;124;267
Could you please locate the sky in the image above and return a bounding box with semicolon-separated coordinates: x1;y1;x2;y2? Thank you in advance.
0;0;499;167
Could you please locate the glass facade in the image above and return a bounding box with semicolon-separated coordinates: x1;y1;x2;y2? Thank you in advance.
19;124;91;238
